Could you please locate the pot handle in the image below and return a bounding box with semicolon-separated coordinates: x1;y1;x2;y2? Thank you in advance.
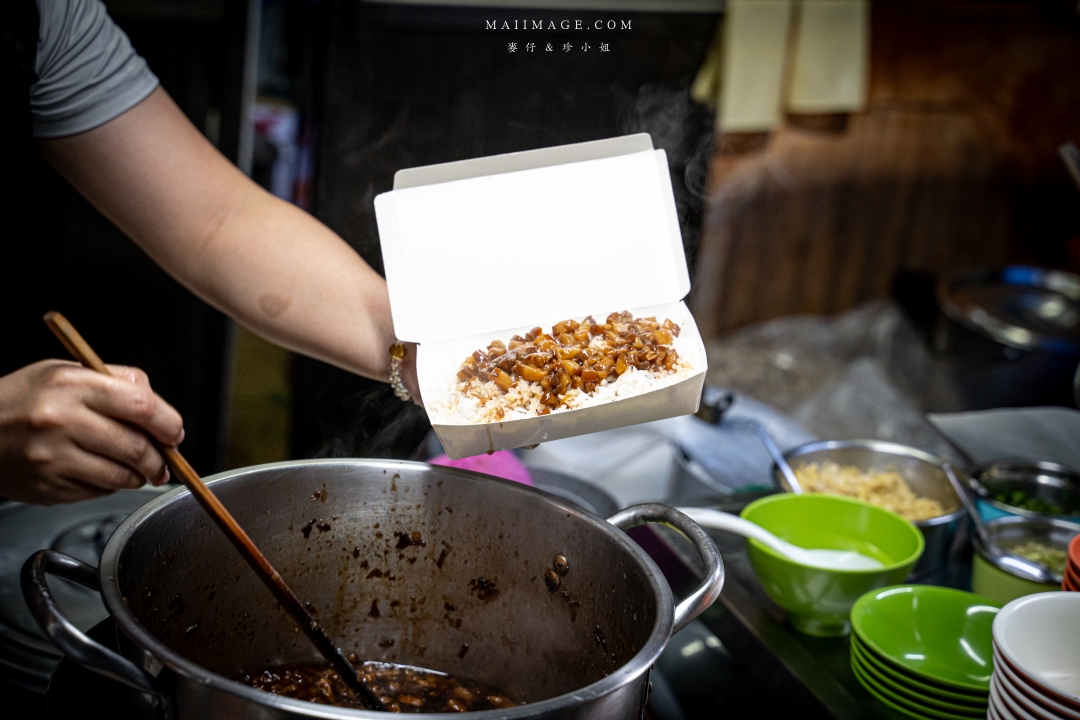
607;504;724;635
21;550;158;694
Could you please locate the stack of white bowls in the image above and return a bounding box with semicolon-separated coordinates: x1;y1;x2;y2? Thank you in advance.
990;592;1080;720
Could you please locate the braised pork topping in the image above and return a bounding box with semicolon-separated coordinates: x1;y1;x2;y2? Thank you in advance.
456;312;681;414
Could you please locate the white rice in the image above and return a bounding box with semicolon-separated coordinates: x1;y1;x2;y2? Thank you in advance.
427;331;694;425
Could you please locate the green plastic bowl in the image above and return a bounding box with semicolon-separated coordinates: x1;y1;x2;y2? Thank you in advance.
850;585;1000;692
851;640;987;713
850;654;985;720
740;494;924;637
851;636;988;704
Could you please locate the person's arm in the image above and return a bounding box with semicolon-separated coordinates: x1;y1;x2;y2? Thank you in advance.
38;87;418;396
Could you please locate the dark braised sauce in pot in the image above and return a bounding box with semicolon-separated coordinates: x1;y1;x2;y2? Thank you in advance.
235;660;520;713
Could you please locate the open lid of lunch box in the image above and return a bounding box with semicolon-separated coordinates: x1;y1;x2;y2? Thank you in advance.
375;133;690;344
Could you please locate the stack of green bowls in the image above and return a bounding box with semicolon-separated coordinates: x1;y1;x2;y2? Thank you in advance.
850;585;1002;720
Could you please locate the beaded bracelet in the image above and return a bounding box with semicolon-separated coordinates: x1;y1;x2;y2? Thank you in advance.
389;341;411;402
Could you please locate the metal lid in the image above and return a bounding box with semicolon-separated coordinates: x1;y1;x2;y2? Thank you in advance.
938;266;1080;357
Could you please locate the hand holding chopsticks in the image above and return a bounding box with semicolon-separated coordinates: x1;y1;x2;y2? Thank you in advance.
43;311;384;710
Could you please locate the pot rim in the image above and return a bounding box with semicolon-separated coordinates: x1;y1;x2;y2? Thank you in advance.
98;459;675;718
773;439;967;528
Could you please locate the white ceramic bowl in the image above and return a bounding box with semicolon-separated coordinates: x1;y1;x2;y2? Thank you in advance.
994;648;1080;720
995;672;1069;720
993;593;1080;711
990;698;1012;720
993;676;1039;720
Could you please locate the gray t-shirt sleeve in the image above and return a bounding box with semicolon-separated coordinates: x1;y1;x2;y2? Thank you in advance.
31;0;160;138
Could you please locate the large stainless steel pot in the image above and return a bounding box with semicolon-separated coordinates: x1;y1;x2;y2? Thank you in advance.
21;460;723;719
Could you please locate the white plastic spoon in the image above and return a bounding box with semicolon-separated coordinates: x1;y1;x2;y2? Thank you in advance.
678;507;885;571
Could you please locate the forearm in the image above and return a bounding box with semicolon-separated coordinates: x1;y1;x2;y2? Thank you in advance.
168;188;395;382
40;88;399;384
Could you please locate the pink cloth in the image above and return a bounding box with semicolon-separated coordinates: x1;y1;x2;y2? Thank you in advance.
430;450;534;486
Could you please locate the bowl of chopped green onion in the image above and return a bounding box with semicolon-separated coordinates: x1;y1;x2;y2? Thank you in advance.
970;460;1080;523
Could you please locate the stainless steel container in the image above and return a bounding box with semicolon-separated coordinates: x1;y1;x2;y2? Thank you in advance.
934;266;1080;409
969;459;1080;523
22;460;723;720
771;440;965;580
971;515;1080;604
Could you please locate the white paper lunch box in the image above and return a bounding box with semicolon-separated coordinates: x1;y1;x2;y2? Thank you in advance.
374;133;707;458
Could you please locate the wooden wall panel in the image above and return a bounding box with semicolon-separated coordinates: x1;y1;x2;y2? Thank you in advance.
691;1;1080;339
